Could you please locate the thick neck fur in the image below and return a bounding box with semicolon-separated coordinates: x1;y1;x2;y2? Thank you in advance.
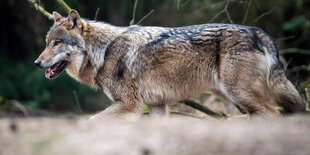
65;20;126;88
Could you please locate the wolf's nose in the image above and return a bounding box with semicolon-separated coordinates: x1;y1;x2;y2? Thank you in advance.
34;60;41;67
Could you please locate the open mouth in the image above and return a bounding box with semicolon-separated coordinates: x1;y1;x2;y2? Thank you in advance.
45;60;68;79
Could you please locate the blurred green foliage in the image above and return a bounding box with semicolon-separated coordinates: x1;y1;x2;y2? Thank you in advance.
283;16;310;31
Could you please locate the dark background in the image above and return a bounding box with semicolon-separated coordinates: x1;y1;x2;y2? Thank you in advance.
0;0;309;116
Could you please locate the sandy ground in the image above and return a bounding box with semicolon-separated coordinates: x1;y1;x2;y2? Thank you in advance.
0;115;309;155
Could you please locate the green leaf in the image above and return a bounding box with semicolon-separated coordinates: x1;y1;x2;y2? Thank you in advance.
142;104;149;112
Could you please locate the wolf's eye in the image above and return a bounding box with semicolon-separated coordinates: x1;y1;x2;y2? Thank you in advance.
54;40;62;46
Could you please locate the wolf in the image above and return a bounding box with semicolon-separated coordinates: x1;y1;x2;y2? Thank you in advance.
34;10;306;119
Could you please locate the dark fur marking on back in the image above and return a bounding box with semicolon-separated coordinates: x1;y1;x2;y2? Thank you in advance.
145;31;154;40
145;32;171;48
251;33;264;54
248;27;265;54
145;24;232;48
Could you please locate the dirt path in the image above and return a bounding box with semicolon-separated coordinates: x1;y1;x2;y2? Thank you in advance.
0;115;309;155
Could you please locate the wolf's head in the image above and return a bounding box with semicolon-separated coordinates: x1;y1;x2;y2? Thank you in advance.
35;10;87;79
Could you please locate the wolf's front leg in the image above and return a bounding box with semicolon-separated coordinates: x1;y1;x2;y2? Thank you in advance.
90;79;143;120
148;104;168;118
90;101;142;120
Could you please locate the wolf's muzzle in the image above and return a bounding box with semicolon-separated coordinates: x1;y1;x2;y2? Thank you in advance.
34;60;42;68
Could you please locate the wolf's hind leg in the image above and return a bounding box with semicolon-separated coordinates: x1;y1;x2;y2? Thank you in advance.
219;51;281;117
232;94;281;117
220;73;281;117
148;104;168;118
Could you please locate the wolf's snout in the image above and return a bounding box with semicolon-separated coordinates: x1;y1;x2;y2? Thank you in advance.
34;60;42;68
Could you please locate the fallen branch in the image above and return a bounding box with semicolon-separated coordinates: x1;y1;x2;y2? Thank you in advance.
169;110;203;118
231;114;248;118
182;99;227;118
234;104;247;114
143;110;203;118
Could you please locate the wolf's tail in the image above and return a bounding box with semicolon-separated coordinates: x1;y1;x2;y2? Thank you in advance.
251;27;307;113
267;64;306;112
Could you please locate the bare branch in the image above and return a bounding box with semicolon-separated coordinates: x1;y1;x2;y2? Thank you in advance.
9;100;30;117
276;36;295;42
130;0;154;25
209;9;225;23
180;0;191;9
28;0;53;20
224;0;232;23
284;58;292;71
176;0;191;10
279;48;310;55
242;0;252;24
54;0;72;14
94;7;100;20
29;0;72;20
136;9;154;25
253;6;276;23
209;0;232;23
176;0;181;10
286;65;310;74
130;0;139;25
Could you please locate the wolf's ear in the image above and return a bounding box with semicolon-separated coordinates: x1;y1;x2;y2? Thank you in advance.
53;11;63;23
67;10;82;29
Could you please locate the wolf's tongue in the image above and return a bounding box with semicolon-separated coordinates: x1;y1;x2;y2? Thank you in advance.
45;65;58;79
45;69;51;79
